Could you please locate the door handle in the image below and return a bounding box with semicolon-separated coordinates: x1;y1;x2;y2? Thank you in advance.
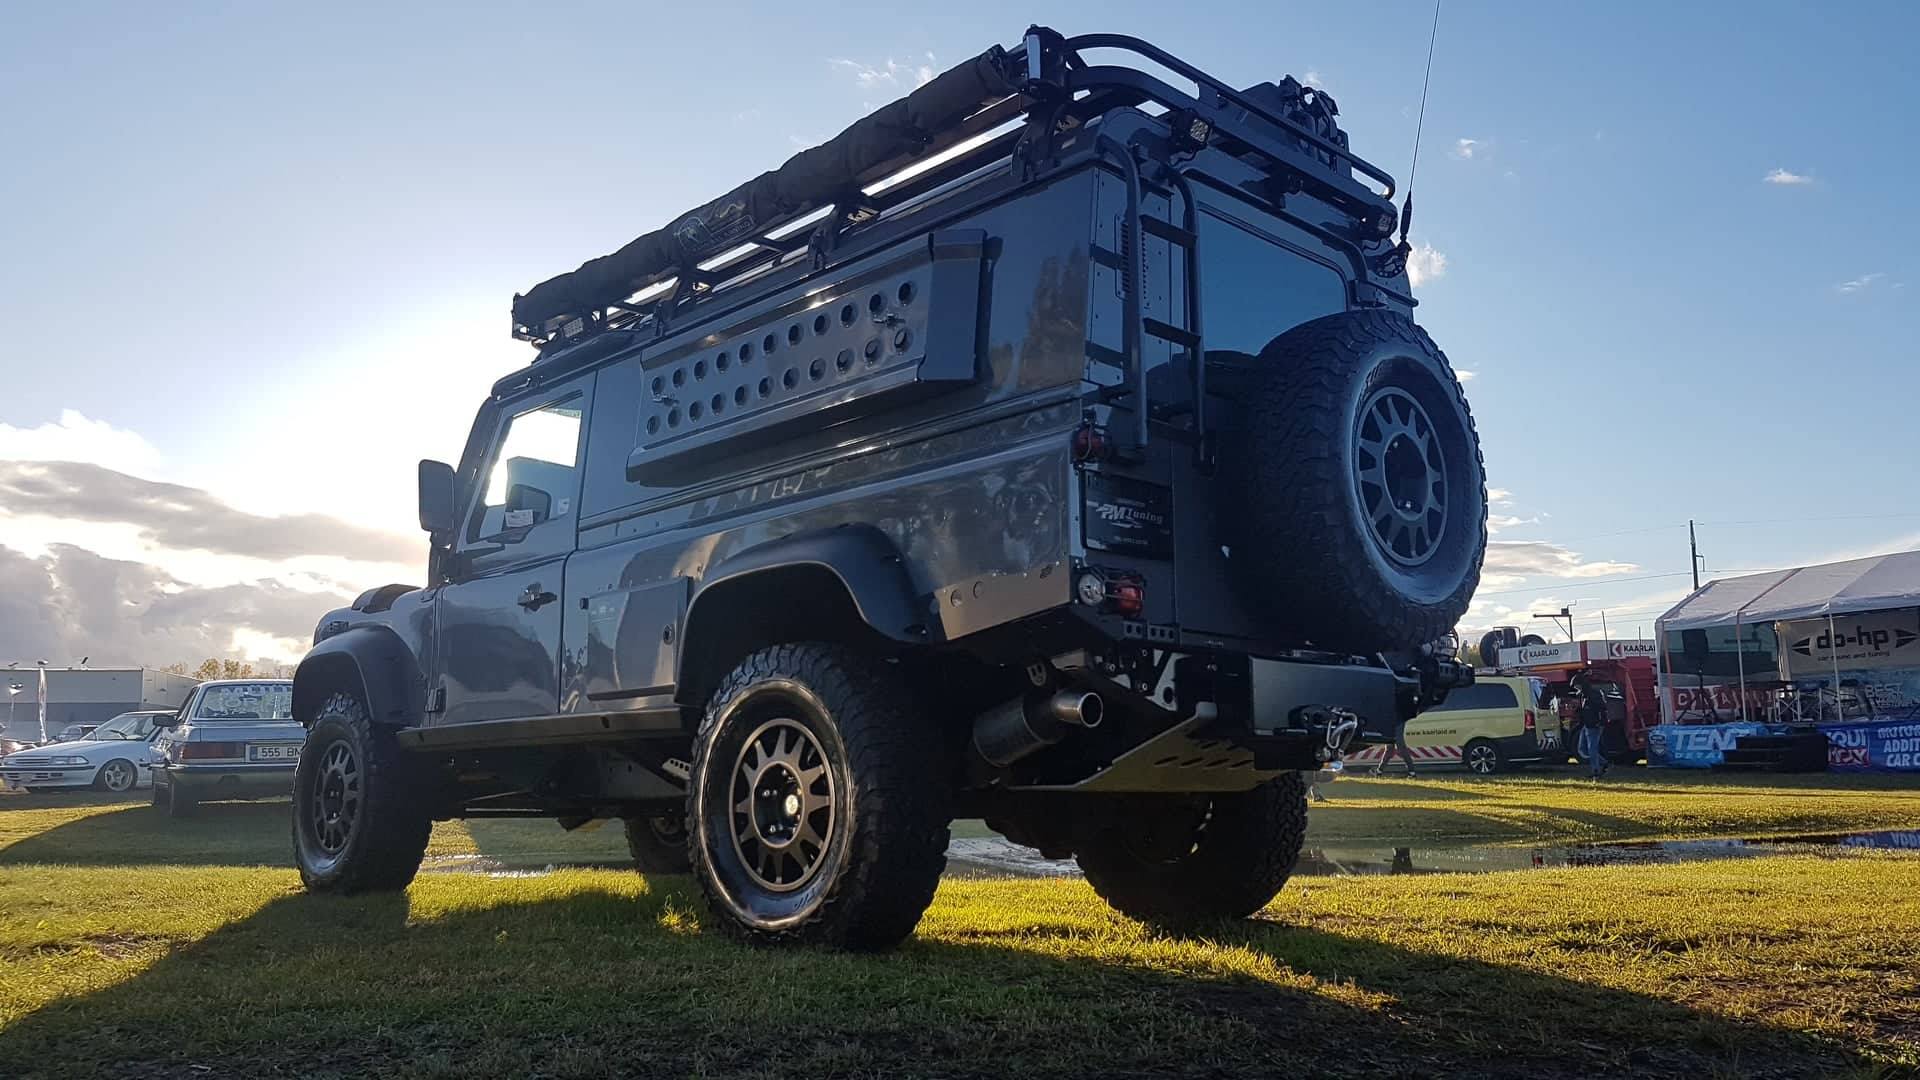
518;583;558;611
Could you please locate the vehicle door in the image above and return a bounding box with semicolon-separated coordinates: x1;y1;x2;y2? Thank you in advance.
436;375;592;726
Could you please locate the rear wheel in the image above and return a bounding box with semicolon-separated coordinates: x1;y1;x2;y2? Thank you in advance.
1463;738;1504;775
688;643;950;950
292;689;433;893
1075;773;1309;927
625;812;692;875
94;758;137;793
161;777;197;818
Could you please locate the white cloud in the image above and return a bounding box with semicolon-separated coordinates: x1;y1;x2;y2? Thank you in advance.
1303;69;1328;89
1450;138;1479;160
829;54;936;91
1487;487;1514;507
0;410;162;475
1763;168;1813;186
1407;243;1447;287
0;543;344;668
1487;513;1539;533
1836;272;1887;294
1479;540;1640;590
1455;369;1477;381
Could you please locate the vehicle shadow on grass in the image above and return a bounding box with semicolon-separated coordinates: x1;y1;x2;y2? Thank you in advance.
0;799;292;868
0;882;1890;1080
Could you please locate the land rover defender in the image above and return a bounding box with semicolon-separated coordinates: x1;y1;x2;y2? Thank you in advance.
292;27;1484;948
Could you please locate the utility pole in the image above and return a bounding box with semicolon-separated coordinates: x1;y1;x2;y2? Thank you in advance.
1689;519;1701;591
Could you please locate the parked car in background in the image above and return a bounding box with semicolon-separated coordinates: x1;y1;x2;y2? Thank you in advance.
1;710;175;793
1413;676;1555;774
151;680;303;817
1349;676;1554;775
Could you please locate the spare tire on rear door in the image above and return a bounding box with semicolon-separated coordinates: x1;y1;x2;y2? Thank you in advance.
1218;310;1486;653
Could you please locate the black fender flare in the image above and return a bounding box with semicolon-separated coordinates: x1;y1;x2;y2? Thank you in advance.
294;624;426;729
677;524;935;684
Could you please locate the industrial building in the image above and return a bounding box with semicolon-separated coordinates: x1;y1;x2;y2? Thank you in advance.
1;668;201;741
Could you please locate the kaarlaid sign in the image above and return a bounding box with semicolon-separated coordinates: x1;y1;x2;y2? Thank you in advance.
1777;607;1920;677
1500;640;1656;667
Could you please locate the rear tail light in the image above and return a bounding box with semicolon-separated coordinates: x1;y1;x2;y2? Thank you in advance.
1075;568;1145;617
1523;709;1536;732
180;741;244;760
1072;423;1113;463
1106;580;1144;617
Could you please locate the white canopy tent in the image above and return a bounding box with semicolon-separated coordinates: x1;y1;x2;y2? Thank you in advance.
1657;549;1920;723
1659;550;1920;629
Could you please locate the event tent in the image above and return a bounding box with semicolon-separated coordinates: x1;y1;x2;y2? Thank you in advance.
1658;550;1920;630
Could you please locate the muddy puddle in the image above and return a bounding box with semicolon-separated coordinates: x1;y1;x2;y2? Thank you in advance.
420;830;1920;879
945;829;1920;879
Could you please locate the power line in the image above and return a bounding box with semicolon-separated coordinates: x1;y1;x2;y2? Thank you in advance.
1471;571;1690;598
1471;567;1788;600
1698;512;1920;528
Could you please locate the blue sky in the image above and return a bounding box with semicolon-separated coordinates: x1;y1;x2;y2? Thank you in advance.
0;0;1915;661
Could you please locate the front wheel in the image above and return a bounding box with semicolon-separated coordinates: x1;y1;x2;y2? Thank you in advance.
688;643;951;950
94;758;138;793
1075;773;1309;927
292;689;433;893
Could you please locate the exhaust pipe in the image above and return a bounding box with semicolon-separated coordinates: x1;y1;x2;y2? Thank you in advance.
972;689;1103;768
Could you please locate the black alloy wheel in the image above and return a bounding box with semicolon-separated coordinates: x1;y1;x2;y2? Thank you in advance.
310;741;362;859
729;718;835;892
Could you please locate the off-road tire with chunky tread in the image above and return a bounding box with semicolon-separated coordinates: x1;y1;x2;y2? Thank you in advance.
292;690;433;893
1218;310;1486;652
1075;772;1309;927
625;813;693;875
688;643;950;950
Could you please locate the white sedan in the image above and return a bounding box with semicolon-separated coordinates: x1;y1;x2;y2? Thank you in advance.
1;710;173;793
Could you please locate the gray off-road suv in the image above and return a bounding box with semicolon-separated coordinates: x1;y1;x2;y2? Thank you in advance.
293;27;1483;949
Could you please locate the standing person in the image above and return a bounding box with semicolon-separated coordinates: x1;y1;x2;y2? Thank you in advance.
1570;673;1608;780
1371;717;1419;777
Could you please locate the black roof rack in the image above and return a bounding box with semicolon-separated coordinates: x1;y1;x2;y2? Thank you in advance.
511;26;1399;351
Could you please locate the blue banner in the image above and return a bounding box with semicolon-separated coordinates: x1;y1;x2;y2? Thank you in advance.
1647;719;1920;772
1646;723;1783;768
1818;720;1920;773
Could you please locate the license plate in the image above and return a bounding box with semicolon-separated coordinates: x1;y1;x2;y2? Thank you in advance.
248;744;301;762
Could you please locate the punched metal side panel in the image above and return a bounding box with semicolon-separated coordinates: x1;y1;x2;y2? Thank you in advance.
626;229;987;481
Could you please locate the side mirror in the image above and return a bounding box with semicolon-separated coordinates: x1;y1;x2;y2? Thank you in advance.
152;713;181;730
418;459;457;539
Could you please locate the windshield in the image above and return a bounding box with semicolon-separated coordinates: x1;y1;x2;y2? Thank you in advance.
193;683;294;721
86;713;159;741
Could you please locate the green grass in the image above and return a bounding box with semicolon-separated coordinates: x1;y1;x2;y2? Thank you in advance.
3;773;1920;1078
1311;769;1920;845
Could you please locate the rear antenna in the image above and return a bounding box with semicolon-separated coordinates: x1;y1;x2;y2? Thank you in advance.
1399;0;1443;248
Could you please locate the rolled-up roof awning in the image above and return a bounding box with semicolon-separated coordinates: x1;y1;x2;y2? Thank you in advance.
512;47;1020;333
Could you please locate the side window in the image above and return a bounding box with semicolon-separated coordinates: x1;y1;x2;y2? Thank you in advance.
1430;682;1520;711
467;396;584;544
1197;209;1348;356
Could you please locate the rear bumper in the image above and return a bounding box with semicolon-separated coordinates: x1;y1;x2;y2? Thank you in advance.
1197;652;1435;764
156;762;296;795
